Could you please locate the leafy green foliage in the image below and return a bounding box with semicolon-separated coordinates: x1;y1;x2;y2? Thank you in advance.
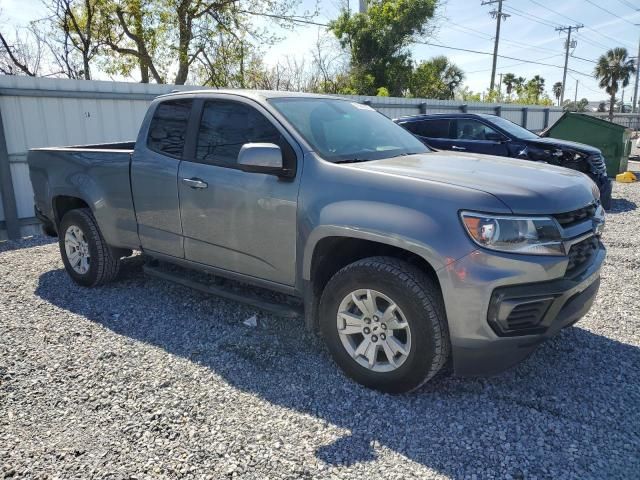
411;56;463;99
329;0;438;95
562;97;589;112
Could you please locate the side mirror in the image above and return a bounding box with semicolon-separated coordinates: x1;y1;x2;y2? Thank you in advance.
237;143;286;176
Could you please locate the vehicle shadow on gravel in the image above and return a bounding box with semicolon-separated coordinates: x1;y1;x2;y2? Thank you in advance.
608;197;637;214
0;235;56;253
35;263;639;479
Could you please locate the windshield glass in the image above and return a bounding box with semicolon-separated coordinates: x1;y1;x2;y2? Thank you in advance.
268;98;429;162
488;116;539;140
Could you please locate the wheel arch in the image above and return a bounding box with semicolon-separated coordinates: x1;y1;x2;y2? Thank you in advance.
302;228;445;332
52;195;92;224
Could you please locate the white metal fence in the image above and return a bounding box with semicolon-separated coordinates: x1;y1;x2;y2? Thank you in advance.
0;75;571;239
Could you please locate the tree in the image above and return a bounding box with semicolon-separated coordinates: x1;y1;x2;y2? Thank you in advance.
527;75;545;102
562;97;589;112
513;76;526;96
502;72;516;97
49;0;102;80
455;86;481;102
329;0;438;96
552;81;562;106
594;47;636;120
0;27;42;76
411;56;464;99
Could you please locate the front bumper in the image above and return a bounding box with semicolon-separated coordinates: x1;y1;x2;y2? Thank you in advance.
439;240;605;376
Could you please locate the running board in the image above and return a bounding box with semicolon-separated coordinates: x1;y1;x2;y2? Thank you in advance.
143;264;303;318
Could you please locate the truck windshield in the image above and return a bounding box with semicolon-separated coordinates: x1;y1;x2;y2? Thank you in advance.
269;98;429;162
489;116;540;140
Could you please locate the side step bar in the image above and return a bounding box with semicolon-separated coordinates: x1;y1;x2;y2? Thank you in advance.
143;264;303;319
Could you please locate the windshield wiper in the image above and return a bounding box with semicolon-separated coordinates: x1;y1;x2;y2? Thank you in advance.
333;158;372;164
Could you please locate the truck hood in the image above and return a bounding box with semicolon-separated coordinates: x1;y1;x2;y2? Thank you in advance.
347;151;597;214
529;137;600;154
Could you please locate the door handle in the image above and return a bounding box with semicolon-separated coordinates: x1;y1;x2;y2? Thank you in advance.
182;178;208;189
451;146;466;151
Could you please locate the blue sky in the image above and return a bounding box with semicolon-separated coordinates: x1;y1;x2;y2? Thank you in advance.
2;0;639;101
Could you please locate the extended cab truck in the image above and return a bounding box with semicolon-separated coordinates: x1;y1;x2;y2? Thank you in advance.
29;91;606;393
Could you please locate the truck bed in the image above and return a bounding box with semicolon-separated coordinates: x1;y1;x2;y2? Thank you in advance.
28;143;140;250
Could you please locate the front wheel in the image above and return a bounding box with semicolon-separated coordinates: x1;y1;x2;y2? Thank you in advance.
319;257;450;393
58;208;120;287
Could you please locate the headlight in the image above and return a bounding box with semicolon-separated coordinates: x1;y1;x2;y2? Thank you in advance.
460;211;564;255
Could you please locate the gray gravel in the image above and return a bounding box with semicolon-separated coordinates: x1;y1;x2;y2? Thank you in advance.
2;180;639;479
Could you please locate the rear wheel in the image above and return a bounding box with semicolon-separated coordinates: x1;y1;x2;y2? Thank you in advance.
58;208;120;287
319;256;450;393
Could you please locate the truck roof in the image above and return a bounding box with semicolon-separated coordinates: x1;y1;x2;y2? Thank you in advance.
156;88;346;102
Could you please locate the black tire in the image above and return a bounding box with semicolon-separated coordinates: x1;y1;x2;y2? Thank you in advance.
58;208;120;287
319;256;450;393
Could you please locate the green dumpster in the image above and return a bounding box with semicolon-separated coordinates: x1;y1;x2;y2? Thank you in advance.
542;112;632;177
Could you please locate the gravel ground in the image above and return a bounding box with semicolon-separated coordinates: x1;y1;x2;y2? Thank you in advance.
2;180;639;480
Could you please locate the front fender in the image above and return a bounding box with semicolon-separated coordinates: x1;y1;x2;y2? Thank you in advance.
302;200;475;281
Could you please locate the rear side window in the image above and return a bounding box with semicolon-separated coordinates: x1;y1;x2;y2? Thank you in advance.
196;100;282;167
147;99;192;158
404;119;451;138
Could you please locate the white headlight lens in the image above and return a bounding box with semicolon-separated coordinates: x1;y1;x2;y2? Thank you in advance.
461;212;564;255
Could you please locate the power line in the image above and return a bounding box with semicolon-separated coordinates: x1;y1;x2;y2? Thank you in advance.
567;72;601;95
615;0;639;11
574;34;614;51
240;10;329;27
570;54;597;64
466;53;564;74
527;0;635;49
617;0;638;10
584;0;638;26
449;23;561;55
502;5;561;29
420;41;593;77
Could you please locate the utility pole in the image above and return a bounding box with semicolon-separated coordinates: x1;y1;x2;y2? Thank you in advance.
632;27;640;113
556;24;583;105
574;78;578;106
482;0;510;92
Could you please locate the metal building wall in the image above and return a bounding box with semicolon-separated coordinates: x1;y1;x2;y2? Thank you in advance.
0;75;564;240
0;76;197;239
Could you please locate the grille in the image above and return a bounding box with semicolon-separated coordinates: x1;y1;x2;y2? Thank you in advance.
553;202;598;228
505;300;550;331
588;153;607;176
566;236;598;276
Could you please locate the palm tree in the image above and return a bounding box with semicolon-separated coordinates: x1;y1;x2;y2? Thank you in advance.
527;75;545;102
552;81;563;106
513;76;526;96
594;47;636;120
442;62;465;99
502;73;516;96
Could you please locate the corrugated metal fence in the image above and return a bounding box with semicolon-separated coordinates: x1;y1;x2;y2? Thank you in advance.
0;74;598;239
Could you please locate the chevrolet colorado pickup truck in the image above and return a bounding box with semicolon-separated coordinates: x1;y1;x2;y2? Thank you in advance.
28;90;606;393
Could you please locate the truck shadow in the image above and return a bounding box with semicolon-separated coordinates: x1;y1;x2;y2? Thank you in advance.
0;235;56;253
35;262;639;478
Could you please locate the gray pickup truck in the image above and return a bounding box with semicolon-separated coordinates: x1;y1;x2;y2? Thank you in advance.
29;90;606;393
